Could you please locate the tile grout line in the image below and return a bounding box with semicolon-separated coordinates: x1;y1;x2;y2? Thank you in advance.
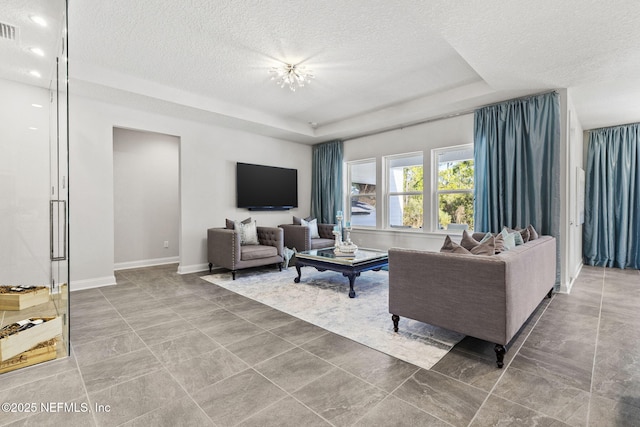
69;342;100;427
585;267;606;427
206;269;497;425
465;296;555;426
216;297;460;426
235;367;337;427
92;279;214;425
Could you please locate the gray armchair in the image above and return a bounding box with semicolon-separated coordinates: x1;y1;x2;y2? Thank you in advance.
278;222;335;251
207;226;284;280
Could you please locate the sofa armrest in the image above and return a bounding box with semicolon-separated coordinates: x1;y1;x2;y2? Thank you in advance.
257;226;284;256
207;228;240;270
317;223;336;239
278;224;310;251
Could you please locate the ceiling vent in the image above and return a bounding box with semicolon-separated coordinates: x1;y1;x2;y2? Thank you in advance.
0;22;18;42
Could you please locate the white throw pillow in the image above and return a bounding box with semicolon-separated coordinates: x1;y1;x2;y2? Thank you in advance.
234;219;259;245
301;218;320;239
499;228;517;251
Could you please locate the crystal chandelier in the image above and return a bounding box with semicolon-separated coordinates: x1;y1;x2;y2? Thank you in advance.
269;63;314;92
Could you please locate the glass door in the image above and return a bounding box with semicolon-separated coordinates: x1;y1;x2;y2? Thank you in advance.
0;0;69;373
49;0;69;355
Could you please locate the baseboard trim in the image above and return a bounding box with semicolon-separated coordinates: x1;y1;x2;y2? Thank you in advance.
114;257;180;271
564;262;584;294
71;276;117;291
177;263;210;275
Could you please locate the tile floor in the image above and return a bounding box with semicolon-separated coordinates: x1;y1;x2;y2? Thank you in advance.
0;264;638;426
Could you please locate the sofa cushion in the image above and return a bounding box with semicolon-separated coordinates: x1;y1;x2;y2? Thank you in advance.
235;219;259;245
310;238;335;249
241;244;278;260
301;218;320;239
440;235;471;254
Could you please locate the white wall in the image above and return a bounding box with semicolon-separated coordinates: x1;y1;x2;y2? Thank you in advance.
70;95;312;289
113;128;180;268
0;79;51;285
344;114;474;252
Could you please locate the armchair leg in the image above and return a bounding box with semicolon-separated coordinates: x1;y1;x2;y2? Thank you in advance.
278;263;282;272
232;271;236;280
547;288;554;299
208;263;213;274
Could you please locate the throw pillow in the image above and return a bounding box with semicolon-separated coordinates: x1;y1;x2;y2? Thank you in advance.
470;236;495;256
440;235;471;254
494;233;506;254
301;218;320;239
504;227;524;246
479;232;493;244
513;226;531;243
499;228;517;251
293;215;316;225
226;217;251;230
527;224;539;240
460;229;480;251
234;219;259;245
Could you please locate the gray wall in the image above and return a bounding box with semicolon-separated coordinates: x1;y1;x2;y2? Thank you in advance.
113;127;180;268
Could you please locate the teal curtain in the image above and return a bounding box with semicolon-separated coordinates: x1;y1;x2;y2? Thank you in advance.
474;92;561;237
584;124;640;269
311;140;343;224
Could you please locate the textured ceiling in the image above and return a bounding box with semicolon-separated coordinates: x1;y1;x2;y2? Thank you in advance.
4;1;640;143
0;0;65;90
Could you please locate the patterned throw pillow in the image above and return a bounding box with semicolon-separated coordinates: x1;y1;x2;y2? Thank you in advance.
301;218;320;239
234;219;259;245
226;217;251;230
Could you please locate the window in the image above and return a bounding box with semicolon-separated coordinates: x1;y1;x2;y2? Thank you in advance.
348;160;376;227
386;153;423;229
434;145;474;231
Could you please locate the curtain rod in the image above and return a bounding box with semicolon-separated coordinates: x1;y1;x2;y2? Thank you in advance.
344;89;559;142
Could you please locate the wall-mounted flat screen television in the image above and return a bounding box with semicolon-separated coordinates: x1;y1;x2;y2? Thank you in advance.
236;162;298;210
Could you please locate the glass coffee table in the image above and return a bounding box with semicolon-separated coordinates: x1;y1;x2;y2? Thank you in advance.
294;247;389;298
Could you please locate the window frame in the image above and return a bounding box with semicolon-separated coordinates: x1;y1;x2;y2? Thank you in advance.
384;152;424;230
346;158;377;228
432;144;474;232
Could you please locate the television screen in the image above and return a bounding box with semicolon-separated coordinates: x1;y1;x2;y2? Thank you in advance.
236;162;298;210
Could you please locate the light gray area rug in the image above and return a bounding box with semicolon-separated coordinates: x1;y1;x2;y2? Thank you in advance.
203;268;464;370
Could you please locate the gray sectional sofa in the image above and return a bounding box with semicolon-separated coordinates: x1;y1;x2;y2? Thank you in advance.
388;235;556;368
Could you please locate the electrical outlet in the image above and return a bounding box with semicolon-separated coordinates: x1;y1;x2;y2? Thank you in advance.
164;241;169;248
